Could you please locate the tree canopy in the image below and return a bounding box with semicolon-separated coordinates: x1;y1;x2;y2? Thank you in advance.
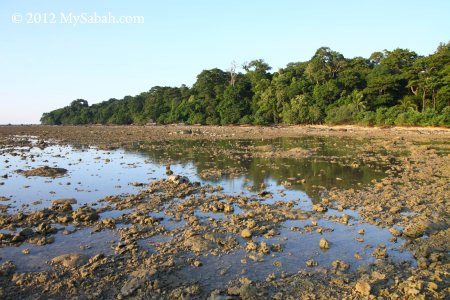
41;43;450;127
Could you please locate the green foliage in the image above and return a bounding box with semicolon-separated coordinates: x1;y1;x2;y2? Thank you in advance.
41;43;450;127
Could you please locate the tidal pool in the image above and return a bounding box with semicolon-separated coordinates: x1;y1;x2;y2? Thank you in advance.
0;135;413;289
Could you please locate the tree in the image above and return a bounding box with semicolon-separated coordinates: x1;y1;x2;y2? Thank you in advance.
40;44;450;127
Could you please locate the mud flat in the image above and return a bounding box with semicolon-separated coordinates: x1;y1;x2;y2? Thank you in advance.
0;125;449;299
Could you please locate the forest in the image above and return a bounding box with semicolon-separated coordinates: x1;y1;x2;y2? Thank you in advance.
41;43;450;127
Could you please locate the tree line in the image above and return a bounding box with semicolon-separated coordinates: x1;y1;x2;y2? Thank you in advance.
41;43;450;127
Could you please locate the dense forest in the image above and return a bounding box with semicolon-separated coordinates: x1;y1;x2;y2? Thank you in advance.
41;43;450;126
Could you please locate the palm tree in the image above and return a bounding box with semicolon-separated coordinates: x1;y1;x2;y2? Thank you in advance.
398;97;418;111
351;92;367;112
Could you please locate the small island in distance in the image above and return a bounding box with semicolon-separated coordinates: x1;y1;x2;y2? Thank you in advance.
41;43;450;127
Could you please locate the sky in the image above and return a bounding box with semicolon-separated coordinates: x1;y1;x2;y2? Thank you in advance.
1;0;449;124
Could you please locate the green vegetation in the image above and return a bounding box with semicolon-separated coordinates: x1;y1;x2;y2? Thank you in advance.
41;43;450;127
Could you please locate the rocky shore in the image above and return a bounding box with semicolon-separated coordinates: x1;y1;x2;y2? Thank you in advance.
0;125;448;299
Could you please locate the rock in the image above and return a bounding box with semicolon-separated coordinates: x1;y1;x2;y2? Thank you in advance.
19;166;67;177
72;206;99;223
389;206;402;214
208;293;233;300
121;277;144;297
403;220;429;238
358;229;365;235
36;222;56;234
340;214;349;224
371;271;385;280
0;261;16;276
319;238;330;249
183;235;214;252
331;260;349;271
246;220;257;229
372;245;388;259
258;242;270;254
389;227;402;237
52;198;77;205
245;240;258;252
102;218;116;227
355;280;371;296
19;228;34;237
51;253;89;268
192;260;202;267
241;229;252;239
306;259;317;267
312;204;328;213
223;203;234;213
57;215;72;223
239;284;258;300
168;175;190;185
11;234;25;243
417;257;428;269
271;243;282;252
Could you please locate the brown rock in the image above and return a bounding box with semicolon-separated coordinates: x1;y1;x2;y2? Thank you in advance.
241;229;252;239
319;238;330;249
355;280;371;296
51;253;89;268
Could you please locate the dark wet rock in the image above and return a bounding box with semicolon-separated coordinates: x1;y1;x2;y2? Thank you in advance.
11;234;25;243
0;261;16;277
19;228;34;238
0;204;9;212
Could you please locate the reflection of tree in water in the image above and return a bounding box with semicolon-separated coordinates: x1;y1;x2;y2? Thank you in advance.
131;137;390;200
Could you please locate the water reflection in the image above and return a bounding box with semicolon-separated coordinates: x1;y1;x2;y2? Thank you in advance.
132;137;393;201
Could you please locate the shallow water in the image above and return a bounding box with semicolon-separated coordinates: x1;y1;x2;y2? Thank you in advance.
0;136;413;285
0;228;117;272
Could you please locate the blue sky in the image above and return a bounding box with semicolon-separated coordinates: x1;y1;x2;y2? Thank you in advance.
1;0;449;124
